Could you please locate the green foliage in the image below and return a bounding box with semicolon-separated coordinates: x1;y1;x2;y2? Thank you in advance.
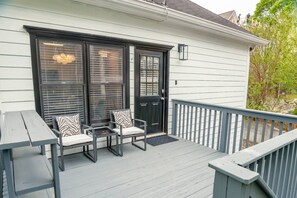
292;106;297;115
246;0;297;110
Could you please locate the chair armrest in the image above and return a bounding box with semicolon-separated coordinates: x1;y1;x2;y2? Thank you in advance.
132;118;146;125
52;129;61;137
82;124;93;130
132;119;147;133
52;129;63;146
109;121;123;135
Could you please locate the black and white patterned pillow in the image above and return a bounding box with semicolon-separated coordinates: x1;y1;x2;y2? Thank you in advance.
113;110;133;129
56;114;81;137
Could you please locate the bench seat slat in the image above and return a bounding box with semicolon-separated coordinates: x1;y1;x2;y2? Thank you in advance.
21;111;57;146
13;147;54;196
0;112;30;150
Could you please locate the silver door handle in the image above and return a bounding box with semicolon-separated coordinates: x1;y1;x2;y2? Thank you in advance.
161;97;165;101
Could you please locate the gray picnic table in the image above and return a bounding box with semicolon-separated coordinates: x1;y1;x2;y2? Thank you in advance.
0;110;60;198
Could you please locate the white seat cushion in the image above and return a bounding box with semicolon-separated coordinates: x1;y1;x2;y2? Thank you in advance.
113;127;144;136
61;134;93;146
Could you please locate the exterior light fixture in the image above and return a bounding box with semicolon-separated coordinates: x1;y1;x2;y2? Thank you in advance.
178;44;188;60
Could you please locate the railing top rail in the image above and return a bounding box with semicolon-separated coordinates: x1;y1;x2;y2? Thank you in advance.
209;159;277;197
226;128;297;166
172;99;297;124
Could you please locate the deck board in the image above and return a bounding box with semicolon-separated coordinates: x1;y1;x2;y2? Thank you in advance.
7;138;225;198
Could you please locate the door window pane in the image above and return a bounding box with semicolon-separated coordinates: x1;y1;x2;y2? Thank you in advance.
140;55;160;96
38;40;85;124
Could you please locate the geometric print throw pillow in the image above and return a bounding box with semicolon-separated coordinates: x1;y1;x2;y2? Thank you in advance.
113;110;133;129
56;114;81;137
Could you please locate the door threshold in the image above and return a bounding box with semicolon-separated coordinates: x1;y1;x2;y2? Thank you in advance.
147;132;166;138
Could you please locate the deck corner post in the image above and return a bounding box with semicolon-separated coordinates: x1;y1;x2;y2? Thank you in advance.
219;111;229;153
171;100;178;135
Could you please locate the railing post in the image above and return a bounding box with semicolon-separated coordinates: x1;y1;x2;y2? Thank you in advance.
220;111;229;153
171;100;178;135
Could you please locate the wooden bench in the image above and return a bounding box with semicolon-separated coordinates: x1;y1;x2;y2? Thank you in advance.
0;111;60;198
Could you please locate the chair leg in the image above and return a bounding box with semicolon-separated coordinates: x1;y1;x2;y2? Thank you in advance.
93;140;97;162
59;147;65;171
119;136;123;157
132;135;146;151
144;134;147;151
83;144;97;163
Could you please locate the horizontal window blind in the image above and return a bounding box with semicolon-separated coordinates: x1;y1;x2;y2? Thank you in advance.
89;45;124;123
38;40;85;124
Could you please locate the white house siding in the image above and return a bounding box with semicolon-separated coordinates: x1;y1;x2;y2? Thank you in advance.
0;0;250;151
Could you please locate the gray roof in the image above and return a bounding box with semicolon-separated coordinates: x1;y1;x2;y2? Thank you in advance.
144;0;251;34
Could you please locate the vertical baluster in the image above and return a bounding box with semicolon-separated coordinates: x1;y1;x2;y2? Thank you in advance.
203;108;207;146
290;142;297;198
253;118;259;146
226;114;232;154
272;150;280;192
260;158;265;176
261;119;267;142
232;114;239;153
207;109;212;147
269;120;275;139
286;142;295;198
246;117;252;148
276;147;285;196
217;111;222;151
279;122;284;135
182;104;186;139
178;104;182;137
193;107;198;143
264;153;272;185
198;108;202;144
171;101;178;135
281;144;291;198
186;105;189;140
289;123;293;131
239;115;245;150
212;110;217;149
189;106;193;141
249;162;257;171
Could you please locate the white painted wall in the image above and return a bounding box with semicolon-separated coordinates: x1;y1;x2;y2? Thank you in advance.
0;0;251;140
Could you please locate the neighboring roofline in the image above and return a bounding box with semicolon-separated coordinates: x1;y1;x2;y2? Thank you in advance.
73;0;269;46
219;10;236;16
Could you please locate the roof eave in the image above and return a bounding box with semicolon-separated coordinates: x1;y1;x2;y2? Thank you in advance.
73;0;269;46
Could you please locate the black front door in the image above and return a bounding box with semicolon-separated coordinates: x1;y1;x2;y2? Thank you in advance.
135;49;164;133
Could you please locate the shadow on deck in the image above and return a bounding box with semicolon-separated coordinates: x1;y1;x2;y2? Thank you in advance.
11;137;226;198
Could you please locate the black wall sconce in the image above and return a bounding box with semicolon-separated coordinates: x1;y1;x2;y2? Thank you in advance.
178;44;188;60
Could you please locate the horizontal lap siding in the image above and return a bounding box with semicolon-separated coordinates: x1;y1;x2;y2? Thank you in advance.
0;0;249;136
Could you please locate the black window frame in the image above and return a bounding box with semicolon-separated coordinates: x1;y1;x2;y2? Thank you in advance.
27;30;130;126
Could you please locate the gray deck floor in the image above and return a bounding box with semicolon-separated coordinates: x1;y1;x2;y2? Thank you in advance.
7;137;226;198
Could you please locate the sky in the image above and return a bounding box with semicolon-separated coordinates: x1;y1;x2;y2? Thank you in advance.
191;0;260;18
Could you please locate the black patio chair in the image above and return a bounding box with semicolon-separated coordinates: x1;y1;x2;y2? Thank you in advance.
109;109;147;156
52;114;97;171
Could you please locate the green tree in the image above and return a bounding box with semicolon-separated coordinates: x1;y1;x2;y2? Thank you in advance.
246;0;297;110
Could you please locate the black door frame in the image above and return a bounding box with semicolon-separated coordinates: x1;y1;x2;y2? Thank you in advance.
134;46;170;133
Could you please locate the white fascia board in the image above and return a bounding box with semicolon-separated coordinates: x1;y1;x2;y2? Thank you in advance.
73;0;269;46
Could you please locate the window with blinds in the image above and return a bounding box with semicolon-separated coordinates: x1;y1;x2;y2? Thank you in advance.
89;45;124;123
38;40;85;124
37;39;125;125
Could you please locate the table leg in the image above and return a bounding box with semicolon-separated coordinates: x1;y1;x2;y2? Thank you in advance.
50;144;61;198
3;149;16;198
